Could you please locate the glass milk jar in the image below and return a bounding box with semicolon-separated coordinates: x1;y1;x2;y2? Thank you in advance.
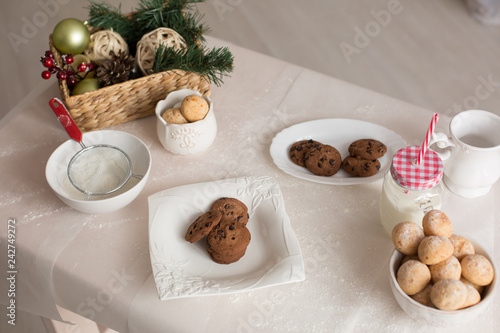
379;146;444;235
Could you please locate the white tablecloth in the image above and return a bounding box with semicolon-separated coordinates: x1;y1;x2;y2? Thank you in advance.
0;37;498;333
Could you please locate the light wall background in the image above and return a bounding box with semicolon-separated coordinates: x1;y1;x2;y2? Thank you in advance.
2;0;499;124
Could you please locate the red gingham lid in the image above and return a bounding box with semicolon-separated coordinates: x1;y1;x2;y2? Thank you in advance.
390;146;443;191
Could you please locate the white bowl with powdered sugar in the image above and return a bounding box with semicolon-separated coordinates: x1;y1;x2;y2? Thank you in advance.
46;130;151;214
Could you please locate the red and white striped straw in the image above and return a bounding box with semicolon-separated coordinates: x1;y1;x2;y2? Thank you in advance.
417;113;439;165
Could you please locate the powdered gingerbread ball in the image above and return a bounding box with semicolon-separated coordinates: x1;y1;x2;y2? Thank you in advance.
460;276;484;294
411;283;434;307
180;94;209;122
162;107;188;124
397;260;431;295
418;235;454;265
461;254;494;286
430;279;468;311
449;234;475;261
422;209;453;238
392;222;425;256
401;255;420;265
429;256;461;284
460;283;481;309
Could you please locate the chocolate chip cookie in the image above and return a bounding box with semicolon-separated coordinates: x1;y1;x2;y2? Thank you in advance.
289;139;322;167
206;220;251;264
304;144;342;176
348;139;387;160
185;197;252;265
210;197;249;225
221;212;249;226
342;156;381;177
185;210;222;243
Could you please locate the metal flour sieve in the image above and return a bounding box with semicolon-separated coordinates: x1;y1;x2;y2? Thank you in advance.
49;98;140;199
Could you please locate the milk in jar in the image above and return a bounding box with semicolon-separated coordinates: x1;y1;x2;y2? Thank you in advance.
379;146;444;235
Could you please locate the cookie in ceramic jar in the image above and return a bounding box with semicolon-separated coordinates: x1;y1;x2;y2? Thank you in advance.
348;139;387;159
342;156;381;177
304;144;342;176
180;94;209;122
162;107;189;124
288;139;322;167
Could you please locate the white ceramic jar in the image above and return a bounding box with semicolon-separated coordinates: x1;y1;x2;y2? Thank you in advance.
379;145;444;235
155;89;216;155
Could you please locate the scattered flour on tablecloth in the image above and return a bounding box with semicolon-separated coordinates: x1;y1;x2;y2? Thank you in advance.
84;216;145;231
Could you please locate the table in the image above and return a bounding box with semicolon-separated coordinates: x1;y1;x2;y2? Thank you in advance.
1;37;499;333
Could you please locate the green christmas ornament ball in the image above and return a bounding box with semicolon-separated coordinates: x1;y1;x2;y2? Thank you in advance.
52;18;90;55
71;78;100;96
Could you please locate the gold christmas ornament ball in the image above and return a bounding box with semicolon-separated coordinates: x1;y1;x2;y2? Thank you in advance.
52;18;90;55
71;78;100;96
70;54;90;71
70;54;94;78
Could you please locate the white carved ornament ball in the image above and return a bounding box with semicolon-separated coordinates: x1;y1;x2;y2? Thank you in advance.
85;29;129;64
136;27;187;75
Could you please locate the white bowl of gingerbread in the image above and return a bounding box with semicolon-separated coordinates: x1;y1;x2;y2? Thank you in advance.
155;89;216;155
388;209;497;326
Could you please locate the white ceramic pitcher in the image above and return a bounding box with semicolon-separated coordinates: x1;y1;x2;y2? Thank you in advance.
430;110;500;198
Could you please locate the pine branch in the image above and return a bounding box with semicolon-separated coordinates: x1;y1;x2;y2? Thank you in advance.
177;10;208;44
86;2;139;45
152;43;234;86
87;1;208;47
137;0;196;12
134;0;208;46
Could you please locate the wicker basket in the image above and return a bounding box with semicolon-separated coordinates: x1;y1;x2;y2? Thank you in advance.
48;35;211;132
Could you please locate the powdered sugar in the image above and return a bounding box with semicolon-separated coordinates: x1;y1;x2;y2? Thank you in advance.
69;145;131;195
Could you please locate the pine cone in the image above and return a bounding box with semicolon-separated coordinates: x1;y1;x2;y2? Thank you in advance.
96;51;135;87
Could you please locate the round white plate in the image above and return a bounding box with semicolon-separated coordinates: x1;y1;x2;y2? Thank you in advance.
270;118;406;185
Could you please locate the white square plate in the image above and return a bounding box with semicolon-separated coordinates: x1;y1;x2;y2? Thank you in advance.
148;176;305;300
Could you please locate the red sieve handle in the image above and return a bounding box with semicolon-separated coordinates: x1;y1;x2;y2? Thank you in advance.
49;98;83;143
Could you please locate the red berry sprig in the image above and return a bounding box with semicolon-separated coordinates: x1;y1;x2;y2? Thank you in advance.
41;71;51;80
77;63;87;73
42;57;53;68
39;50;95;87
